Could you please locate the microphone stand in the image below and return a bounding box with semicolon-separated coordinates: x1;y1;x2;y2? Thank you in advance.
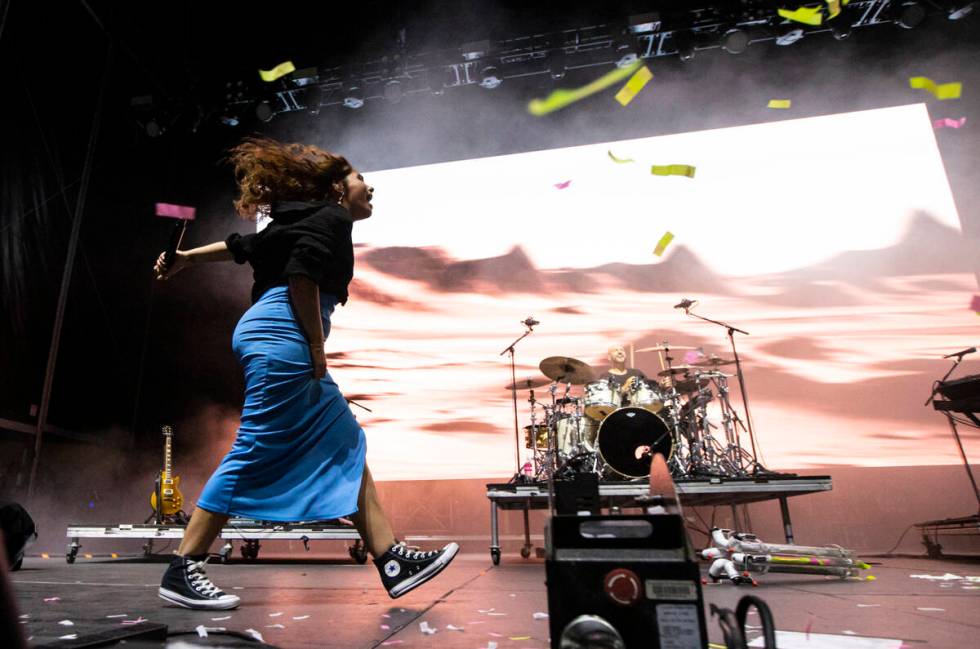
500;322;535;483
682;307;766;474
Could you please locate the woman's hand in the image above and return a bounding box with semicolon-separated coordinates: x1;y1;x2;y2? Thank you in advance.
154;250;191;280
310;343;327;379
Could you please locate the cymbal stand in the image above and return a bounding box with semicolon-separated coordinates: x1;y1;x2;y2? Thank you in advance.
500;320;536;483
713;373;755;475
681;307;767;474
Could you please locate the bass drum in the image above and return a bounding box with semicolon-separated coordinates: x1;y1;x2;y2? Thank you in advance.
596;407;674;479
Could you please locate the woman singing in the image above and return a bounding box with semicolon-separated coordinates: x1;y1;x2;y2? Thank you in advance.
153;137;457;610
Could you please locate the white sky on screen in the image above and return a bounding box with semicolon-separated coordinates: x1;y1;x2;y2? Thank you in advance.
355;103;960;275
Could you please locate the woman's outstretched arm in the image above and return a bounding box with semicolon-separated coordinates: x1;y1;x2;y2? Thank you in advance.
154;241;233;280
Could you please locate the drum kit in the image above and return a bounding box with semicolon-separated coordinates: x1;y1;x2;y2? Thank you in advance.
509;343;765;482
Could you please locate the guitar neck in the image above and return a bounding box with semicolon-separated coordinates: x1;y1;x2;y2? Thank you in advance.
162;426;173;479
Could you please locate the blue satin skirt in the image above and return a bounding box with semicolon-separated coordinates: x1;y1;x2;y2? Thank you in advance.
196;285;366;521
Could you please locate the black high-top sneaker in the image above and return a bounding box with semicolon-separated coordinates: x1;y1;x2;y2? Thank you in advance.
158;554;240;610
374;541;459;599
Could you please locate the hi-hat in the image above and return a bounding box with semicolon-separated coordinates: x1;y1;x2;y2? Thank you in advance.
505;376;551;390
657;365;697;377
539;356;596;385
693;355;736;367
637;344;698;352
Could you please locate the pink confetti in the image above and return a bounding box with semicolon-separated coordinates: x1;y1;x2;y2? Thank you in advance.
553;180;572;190
43;597;61;603
682;350;702;363
121;617;147;625
155;202;196;220
382;642;404;646
933;117;966;129
971;294;980;312
381;624;390;630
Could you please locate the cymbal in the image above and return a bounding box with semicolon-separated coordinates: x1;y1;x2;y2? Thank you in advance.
637;344;698;353
693;355;736;367
506;376;550;390
657;365;697;377
539;356;596;385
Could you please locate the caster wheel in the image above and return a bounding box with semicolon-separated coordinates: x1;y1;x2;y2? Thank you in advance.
349;543;369;564
490;548;501;566
240;540;261;560
66;553;76;564
520;546;531;559
66;543;79;564
219;543;233;564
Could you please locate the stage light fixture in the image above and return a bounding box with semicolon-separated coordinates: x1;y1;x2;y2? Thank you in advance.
479;64;503;89
628;12;661;34
721;28;749;54
897;1;926;28
384;79;403;103
775;25;805;46
255;101;274;122
948;2;974;19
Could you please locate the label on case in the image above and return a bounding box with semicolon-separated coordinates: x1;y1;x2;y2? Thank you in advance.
655;603;702;649
645;579;698;601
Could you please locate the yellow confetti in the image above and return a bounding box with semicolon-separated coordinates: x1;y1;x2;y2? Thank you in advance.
778;6;824;26
607;150;634;164
866;575;876;581
909;76;962;100
110;552;119;558
83;553;93;559
768;99;792;109
528;60;643;116
509;637;532;641
651;164;696;178
41;553;50;559
653;232;675;257
259;60;296;82
614;65;653;106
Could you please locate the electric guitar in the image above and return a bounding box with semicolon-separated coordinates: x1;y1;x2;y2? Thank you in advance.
149;425;184;515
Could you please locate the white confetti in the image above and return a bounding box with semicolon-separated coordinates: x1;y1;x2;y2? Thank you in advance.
269;612;283;617
447;624;465;631
488;612;507;616
916;607;945;612
293;615;310;620
245;629;265;642
478;608;495;614
58;634;78;640
266;623;286;629
58;620;74;626
509;593;516;597
857;604;880;608
909;573;962;581
121;617;147;625
420;620;438;635
487;643;498;649
196;625;208;638
533;612;549;620
843;630;857;635
232;586;245;590
212;616;232;621
381;624;390;630
105;614;127;618
44;597;61;603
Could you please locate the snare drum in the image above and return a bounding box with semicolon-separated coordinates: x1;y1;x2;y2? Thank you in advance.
584;379;621;421
627;378;664;413
555;414;598;453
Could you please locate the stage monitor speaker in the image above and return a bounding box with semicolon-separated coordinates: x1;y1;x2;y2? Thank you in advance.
0;502;36;571
545;513;708;649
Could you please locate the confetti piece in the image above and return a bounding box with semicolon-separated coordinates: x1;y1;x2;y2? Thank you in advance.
381;624;390;630
970;295;980;312
420;621;438;634
269;612;283;617
653;231;675;257
41;553;50;559
528;60;644;116
382;642;404;646
533;612;549;620
83;553;93;559
489;632;504;637
778;6;823;25
110;553;119;558
909;77;962;100
866;575;876;581
196;625;208;638
18;614;29;619
478;608;496;614
933;117;966;129
232;586;245;590
44;597;61;603
212;616;232;621
266;623;286;629
488;643;498;649
259;61;296;82
826;0;843;19
155;202;196;220
614;65;653;106
293;615;310;620
768;99;791;109
383;614;392;618
916;607;945;611
487;612;507;616
607;150;634;164
857;604;880;607
245;629;265;642
509;593;516;598
510;636;532;641
651;164;695;178
58;620;74;626
447;624;465;631
121;617;147;625
554;180;572;190
58;634;78;640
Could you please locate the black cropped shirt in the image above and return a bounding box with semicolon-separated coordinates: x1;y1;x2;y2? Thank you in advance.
225;201;355;305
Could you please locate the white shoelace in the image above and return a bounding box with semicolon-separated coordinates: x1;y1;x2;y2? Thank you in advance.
186;559;222;597
392;542;437;561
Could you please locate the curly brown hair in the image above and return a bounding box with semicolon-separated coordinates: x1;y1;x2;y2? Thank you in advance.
228;136;353;219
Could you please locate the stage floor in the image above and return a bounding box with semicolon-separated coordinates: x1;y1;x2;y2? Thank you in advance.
10;554;979;648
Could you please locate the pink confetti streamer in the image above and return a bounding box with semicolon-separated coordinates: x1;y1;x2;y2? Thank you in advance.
155;202;196;220
121;617;147;625
933;117;966;129
553;180;572;190
43;597;61;603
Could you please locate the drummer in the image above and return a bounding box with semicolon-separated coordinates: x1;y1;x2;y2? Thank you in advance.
603;344;648;395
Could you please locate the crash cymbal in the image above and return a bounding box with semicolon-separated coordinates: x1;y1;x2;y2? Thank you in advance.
539;356;596;385
506;376;550;390
692;355;736;367
657;365;698;377
637;344;698;352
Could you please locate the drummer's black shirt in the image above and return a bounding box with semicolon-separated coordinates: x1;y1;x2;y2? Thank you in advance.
603;368;647;387
225;201;355;305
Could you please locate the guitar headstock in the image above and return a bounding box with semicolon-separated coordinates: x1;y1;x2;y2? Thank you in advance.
161;425;174;437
